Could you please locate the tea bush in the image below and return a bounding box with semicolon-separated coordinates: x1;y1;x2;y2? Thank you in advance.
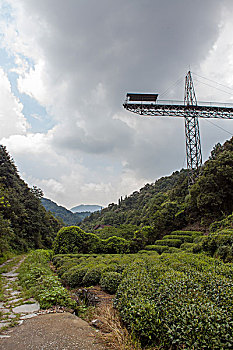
64;266;89;288
115;252;233;349
83;268;102;286
100;271;122;294
171;230;202;237
191;230;233;262
154;238;182;247
145;245;168;254
163;234;193;243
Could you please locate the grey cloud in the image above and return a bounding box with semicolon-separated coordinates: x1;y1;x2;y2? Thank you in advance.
17;0;225;179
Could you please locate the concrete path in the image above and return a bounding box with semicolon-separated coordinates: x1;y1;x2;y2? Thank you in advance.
0;312;105;350
0;258;106;349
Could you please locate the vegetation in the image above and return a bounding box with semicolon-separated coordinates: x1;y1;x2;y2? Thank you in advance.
41;197;90;226
0;145;61;259
115;253;233;349
18;250;75;309
52;246;233;349
53;226;132;255
1;136;233;348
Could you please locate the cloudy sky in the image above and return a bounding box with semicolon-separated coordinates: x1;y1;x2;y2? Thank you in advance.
0;0;233;209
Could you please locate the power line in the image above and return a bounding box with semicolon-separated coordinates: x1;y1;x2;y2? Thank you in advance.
202;118;233;136
193;78;233;96
192;71;233;92
160;76;184;98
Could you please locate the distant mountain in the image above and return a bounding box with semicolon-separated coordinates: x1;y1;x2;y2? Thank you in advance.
41;198;91;226
70;204;103;213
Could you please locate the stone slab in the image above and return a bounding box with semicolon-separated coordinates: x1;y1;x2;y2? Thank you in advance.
2;272;18;278
13;302;40;314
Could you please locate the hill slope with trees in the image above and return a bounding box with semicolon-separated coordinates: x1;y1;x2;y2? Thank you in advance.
0;145;61;258
81;137;233;237
41;198;90;226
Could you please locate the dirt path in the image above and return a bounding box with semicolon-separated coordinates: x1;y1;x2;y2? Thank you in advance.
0;258;106;350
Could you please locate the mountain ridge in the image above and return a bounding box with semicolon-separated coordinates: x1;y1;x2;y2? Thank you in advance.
41;198;91;226
70;204;103;213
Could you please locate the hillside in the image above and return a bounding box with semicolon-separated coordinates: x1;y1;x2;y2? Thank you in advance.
0;145;61;258
41;198;90;226
70;204;102;213
81;137;233;236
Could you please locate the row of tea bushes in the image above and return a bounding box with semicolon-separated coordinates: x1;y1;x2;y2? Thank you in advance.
52;253;158;294
145;230;203;254
144;229;233;263
115;252;233;349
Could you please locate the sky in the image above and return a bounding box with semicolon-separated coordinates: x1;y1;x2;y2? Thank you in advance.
0;0;233;209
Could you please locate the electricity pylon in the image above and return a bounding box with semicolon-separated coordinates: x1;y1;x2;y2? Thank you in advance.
123;71;233;184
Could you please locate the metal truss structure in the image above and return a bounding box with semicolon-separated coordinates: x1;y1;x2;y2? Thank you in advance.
123;71;233;184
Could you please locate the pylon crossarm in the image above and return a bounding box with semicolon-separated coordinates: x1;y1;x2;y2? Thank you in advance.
123;71;233;185
123;103;233;119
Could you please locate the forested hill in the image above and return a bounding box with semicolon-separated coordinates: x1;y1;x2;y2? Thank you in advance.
41;198;90;226
81;137;233;235
0;146;61;258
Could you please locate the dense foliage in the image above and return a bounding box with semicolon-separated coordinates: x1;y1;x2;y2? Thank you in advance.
41;198;90;226
0;146;61;257
53;226;132;254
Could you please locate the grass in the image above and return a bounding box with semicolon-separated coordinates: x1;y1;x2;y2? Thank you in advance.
18;250;76;310
82;303;145;350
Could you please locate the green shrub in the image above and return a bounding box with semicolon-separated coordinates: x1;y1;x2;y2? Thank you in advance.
161;247;181;254
215;245;233;263
171;230;202;237
53;227;132;255
101;236;131;254
154;239;182;247
163;234;193;243
100;272;122;294
210;213;233;233
65;266;88;288
115;255;233;349
53;226;101;255
138;250;159;256
145;245;168;254
199;232;233;261
83;268;102;286
180;242;195;251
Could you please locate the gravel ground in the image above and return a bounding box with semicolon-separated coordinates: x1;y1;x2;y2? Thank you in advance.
0;312;106;350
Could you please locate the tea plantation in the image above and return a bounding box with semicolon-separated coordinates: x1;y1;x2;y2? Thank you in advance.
52;245;233;349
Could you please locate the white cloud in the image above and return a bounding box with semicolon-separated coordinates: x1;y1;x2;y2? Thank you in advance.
0;67;29;138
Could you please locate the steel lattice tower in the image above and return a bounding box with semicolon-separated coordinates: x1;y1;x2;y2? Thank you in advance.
123;71;233;184
184;71;202;183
